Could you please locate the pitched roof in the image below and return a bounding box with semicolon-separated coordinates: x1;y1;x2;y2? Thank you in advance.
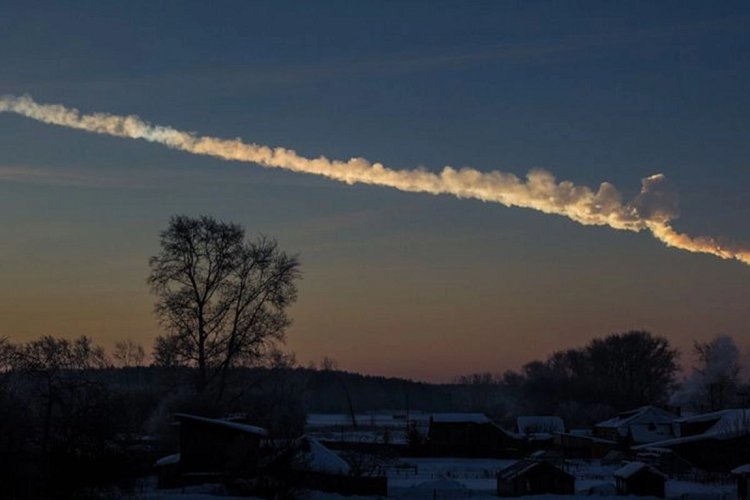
431;413;490;423
154;453;180;467
517;416;565;434
175;413;269;437
497;460;570;481
297;436;351;475
614;462;666;479
596;406;677;429
554;431;617;444
633;408;750;450
497;460;542;480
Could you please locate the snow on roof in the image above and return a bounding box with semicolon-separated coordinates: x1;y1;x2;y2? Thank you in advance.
676;409;734;424
596;406;677;429
297;436;351;475
498;459;568;481
306;411;488;429
431;413;490;423
175;413;269;437
154;453;180;467
497;460;542;480
554;431;617;444
634;408;750;450
705;409;750;435
517;416;565;434
614;462;666;479
628;423;676;444
732;464;750;475
632;431;721;450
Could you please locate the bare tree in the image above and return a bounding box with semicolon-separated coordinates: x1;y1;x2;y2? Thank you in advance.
112;339;146;368
10;336;110;452
673;335;742;411
148;215;301;397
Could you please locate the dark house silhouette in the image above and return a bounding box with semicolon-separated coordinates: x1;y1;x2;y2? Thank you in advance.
594;406;677;445
632;409;750;472
732;464;750;500
496;460;575;497
428;414;523;457
273;435;387;497
614;462;666;498
553;431;616;459
176;413;268;476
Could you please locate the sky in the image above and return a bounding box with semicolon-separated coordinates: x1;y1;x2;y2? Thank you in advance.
1;1;749;382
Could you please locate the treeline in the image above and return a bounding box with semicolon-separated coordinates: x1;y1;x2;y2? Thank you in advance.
455;331;750;427
0;335;306;499
1;330;748;497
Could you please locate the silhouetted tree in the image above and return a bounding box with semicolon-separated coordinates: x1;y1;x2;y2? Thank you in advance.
671;335;742;412
112;339;146;368
585;330;679;409
495;330;679;417
148;215;301;397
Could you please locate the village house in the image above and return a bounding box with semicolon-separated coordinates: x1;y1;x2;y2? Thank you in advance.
553;430;616;459
154;413;269;488
428;413;523;457
732;464;750;500
517;416;565;436
614;462;666;498
632;409;750;472
517;416;565;448
594;406;678;445
282;435;387;497
496;460;575;497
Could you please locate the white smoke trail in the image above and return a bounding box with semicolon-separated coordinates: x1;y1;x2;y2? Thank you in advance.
1;94;748;265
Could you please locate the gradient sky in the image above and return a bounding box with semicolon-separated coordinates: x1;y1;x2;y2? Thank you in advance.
1;1;749;381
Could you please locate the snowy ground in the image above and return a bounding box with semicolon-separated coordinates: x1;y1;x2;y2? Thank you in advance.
128;458;736;500
388;457;516;494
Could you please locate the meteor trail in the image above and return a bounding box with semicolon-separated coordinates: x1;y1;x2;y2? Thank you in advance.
1;94;748;265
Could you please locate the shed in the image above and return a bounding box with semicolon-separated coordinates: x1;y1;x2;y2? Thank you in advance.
614;462;666;498
497;460;575;497
154;453;181;489
175;413;268;477
595;406;677;445
282;436;387;497
732;464;750;500
517;416;565;436
428;414;523;457
632;409;750;472
554;431;616;459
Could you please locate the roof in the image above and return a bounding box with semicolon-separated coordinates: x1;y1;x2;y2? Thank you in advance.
676;409;735;424
596;406;677;430
154;453;180;467
175;413;269;437
497;460;570;481
306;411;489;428
633;408;750;450
429;415;523;440
296;436;351;475
628;423;675;444
732;464;750;475
554;431;617;444
497;460;543;481
431;413;490;423
517;416;564;434
614;462;666;479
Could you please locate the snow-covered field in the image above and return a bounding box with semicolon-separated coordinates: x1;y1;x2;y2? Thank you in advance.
128;458;736;500
389;457;516;494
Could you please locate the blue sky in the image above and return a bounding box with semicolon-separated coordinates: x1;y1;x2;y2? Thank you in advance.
1;1;749;380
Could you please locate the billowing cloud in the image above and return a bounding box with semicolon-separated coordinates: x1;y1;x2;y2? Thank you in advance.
1;94;748;265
